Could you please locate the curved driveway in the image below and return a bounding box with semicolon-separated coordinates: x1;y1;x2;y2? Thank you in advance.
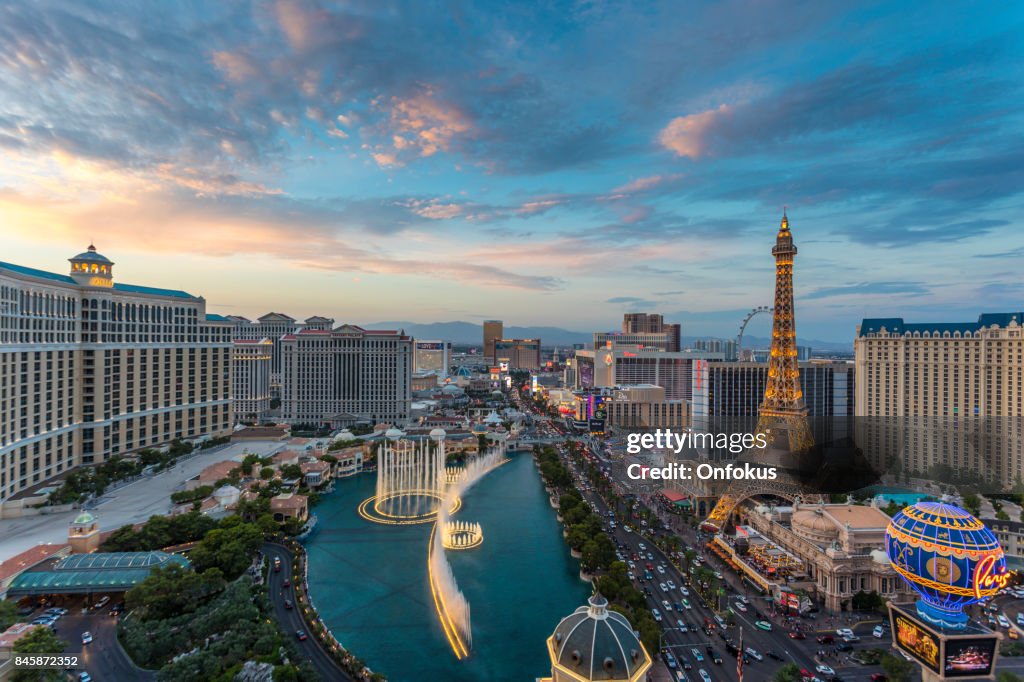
263;543;353;681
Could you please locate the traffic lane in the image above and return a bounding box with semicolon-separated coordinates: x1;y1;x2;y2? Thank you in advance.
56;605;155;681
263;544;352;682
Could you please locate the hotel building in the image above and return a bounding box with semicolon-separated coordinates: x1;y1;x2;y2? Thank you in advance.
573;347;723;400
603;384;689;430
232;339;273;423
279;324;412;427
483;319;503;365
494;338;542;370
413;340;452;377
0;246;233;509
229;313;334;388
594;312;681;352
854;313;1024;487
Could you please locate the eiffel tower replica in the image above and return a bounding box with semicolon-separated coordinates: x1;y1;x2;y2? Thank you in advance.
703;212;823;533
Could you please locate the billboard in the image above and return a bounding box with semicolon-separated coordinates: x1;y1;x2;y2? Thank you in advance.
415;342;446;350
588;418;605;433
890;607;941;674
943;637;997;678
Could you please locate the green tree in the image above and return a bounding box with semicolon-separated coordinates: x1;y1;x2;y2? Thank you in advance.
998;673;1024;682
773;663;802;682
260;466;275;480
12;627;65;682
0;599;19;630
880;653;915;682
189;522;263;578
126;564;226;620
280;463;303;481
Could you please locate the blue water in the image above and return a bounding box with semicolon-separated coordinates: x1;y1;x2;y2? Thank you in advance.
305;452;589;681
864;486;933;505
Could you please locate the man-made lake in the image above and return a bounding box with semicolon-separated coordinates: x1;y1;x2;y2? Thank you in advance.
305;452;588;681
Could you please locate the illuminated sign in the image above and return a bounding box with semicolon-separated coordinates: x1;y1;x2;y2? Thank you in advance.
943;637;997;678
973;554;1011;598
415;342;446;350
890;609;941;674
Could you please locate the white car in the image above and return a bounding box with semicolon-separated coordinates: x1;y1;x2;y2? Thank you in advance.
745;647;763;662
998;615;1011;629
676;619;688;632
657;565;666;574
734;602;748;612
699;669;711;682
652;608;663;622
836;628;854;638
680;587;689;596
638;543;646;551
663;600;673;612
81;631;93;645
667;580;677;590
816;664;835;676
660;582;669;592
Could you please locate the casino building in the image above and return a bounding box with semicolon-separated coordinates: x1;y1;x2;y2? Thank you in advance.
0;246;233;512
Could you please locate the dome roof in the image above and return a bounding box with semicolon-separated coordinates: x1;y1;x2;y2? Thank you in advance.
429;428;447;439
214;484;241;496
70;244;113;264
550;593;648;681
792;509;838;537
384;428;405;439
441;384;463;394
72;511;95;525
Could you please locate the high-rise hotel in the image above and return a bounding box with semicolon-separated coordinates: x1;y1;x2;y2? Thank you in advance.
279;324;412;427
855;313;1024;487
0;246;233;509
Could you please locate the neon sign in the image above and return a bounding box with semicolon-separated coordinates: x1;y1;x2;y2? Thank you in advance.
973;554;1011;599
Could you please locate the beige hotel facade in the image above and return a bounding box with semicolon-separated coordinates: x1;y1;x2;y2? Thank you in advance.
0;246;233;512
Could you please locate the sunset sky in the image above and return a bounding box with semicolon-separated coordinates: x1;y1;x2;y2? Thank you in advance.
2;1;1022;341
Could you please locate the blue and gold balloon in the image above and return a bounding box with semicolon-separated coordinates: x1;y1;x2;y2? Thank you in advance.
885;501;1010;630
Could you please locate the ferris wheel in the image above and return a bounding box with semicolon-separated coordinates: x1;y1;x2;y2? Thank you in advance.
737;306;773;358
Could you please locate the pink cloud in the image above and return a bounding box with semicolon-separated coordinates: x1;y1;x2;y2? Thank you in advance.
658;104;732;159
371;90;472;166
611;174;682;194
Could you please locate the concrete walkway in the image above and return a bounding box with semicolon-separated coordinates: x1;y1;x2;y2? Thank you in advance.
0;441;283;562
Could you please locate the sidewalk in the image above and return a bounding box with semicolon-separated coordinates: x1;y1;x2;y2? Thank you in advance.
0;442;264;561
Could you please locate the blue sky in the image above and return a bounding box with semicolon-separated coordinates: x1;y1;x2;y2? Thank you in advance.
1;1;1022;342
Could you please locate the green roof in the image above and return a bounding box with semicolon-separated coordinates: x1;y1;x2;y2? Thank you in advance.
6;551;191;596
0;262;77;284
0;262;197;299
112;283;196;299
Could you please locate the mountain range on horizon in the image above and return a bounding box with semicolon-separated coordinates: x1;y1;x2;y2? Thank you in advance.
361;320;854;353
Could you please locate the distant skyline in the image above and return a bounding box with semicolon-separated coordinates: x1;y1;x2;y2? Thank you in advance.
2;2;1023;342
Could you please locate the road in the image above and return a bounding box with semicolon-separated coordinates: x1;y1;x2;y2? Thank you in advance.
262;543;354;681
23;597;154;681
515;391;897;682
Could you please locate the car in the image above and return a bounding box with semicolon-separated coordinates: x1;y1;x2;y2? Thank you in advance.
660;582;669;592
816;635;835;644
836;628;854;638
674;601;684;612
682;599;691;610
691;648;704;662
816;665;835;676
873;625;885;638
870;675;888;682
679;586;689;596
1010;628;1020;640
682;659;693;671
999;615;1011;629
699;670;712;682
652;608;663;622
709;649;723;664
94;596;110;609
295;629;308;641
738;595;750;604
662;600;673;611
714;572;723;580
745;647;763;662
842;634;860;642
767;650;784;661
644;571;653;581
667;580;677;590
657;565;666;574
734;601;747;612
78;673;92;682
836;642;852;652
46;607;68;616
789;631;806;639
81;631;93;645
676;619;687;631
755;620;772;631
284;599;293;609
638;543;646;551
664;651;678;669
647;552;655;561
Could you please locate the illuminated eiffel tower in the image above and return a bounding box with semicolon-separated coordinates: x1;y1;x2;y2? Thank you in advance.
703;212;821;532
